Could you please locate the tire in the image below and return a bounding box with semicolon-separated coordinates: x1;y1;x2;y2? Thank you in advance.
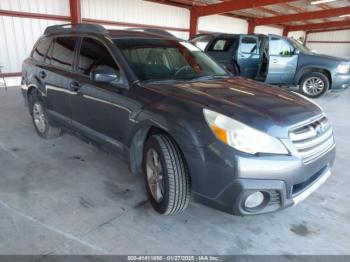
29;92;62;139
299;72;329;98
143;134;191;215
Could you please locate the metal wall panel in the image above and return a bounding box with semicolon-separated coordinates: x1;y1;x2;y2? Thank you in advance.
255;25;283;36
288;31;306;41
307;29;350;58
198;15;248;34
307;42;350;58
0;16;62;73
308;29;350;41
0;0;69;73
0;0;69;15
98;24;188;40
82;0;189;39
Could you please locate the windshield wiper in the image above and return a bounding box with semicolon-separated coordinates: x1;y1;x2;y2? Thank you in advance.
187;75;230;82
141;75;230;84
141;78;180;84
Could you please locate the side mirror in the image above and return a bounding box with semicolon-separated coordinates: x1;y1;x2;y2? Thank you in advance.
90;65;118;83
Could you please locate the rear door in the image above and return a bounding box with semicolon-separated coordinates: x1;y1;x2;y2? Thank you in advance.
44;36;79;124
236;35;260;78
265;34;298;84
29;36;52;93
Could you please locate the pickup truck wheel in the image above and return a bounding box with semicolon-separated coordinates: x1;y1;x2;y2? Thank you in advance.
299;72;329;98
30;95;62;139
143;134;190;215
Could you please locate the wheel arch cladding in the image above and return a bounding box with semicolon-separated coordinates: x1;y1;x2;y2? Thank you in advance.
127;119;196;178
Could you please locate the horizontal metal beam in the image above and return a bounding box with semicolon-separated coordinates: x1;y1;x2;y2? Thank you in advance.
255;6;350;25
145;0;192;9
0;9;70;21
0;72;21;77
307;40;350;44
196;0;299;17
307;27;350;34
288;20;350;32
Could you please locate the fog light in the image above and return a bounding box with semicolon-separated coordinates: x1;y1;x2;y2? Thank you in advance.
244;191;265;209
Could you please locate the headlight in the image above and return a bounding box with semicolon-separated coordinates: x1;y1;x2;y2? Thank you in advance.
337;63;350;74
203;109;288;155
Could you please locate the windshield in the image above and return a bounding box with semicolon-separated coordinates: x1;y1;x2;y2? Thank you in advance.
288;38;313;54
113;38;228;81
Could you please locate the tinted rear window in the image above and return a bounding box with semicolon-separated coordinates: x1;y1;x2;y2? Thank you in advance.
32;37;52;62
51;37;77;70
208;38;236;52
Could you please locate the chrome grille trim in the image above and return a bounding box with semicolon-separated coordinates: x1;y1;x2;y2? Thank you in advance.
289;116;335;163
293;128;333;150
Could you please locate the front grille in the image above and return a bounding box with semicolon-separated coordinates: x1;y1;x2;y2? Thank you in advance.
289;116;335;164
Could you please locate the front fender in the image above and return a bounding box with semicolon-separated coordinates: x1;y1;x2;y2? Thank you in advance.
126;98;212;176
294;64;335;84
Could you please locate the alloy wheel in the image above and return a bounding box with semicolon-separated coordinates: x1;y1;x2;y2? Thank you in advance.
146;148;164;203
33;102;46;134
302;77;325;96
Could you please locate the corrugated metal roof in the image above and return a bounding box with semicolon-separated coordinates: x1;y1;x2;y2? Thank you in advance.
150;0;350;29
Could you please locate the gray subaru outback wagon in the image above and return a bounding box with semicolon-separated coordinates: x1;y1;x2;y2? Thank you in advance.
21;24;335;216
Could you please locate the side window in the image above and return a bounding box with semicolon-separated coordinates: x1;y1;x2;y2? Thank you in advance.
208;38;235;52
77;37;118;76
51;37;77;70
240;37;258;54
269;37;294;56
32;37;52;62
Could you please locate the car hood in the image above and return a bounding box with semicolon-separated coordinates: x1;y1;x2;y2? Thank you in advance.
307;52;349;63
142;77;323;138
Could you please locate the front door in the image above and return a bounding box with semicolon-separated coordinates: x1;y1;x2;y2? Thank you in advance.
69;37;135;152
236;35;260;78
265;34;298;84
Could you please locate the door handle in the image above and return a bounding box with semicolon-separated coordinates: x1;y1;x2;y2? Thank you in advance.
39;71;47;79
69;81;80;92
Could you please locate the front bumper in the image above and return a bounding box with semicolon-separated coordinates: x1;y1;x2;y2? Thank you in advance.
183;138;336;216
331;73;350;91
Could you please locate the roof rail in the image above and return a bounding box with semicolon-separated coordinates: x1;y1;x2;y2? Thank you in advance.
44;23;107;35
127;28;174;37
